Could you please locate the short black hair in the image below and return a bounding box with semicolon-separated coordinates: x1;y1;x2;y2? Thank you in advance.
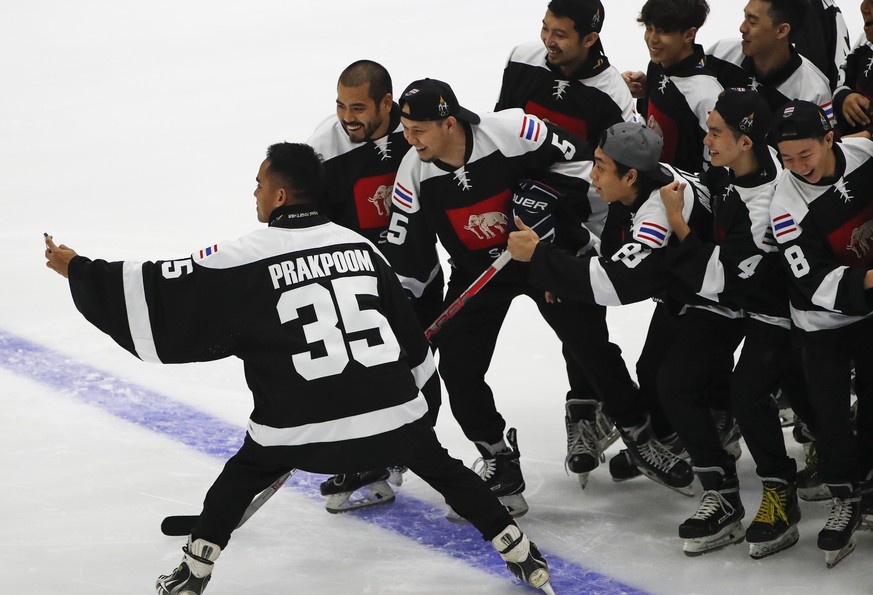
763;0;809;33
338;60;393;105
264;143;324;206
638;0;709;33
547;0;602;36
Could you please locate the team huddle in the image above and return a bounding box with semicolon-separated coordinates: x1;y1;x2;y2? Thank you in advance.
43;0;873;593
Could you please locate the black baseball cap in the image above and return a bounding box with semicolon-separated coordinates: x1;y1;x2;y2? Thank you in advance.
713;88;774;169
549;0;605;34
599;122;673;186
772;100;832;143
398;78;480;125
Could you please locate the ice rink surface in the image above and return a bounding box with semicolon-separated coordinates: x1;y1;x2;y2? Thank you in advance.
2;1;872;593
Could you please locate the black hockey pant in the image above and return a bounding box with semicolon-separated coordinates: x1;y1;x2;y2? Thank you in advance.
635;302;733;439
191;418;514;549
799;317;873;484
432;275;639;447
658;308;794;480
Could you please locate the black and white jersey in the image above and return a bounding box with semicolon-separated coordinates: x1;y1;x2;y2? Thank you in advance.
641;44;747;173
770;138;873;331
66;206;438;448
306;104;409;246
793;0;851;92
708;40;834;125
667;147;789;324
381;109;603;296
834;42;873;134
495;40;637;146
528;165;718;308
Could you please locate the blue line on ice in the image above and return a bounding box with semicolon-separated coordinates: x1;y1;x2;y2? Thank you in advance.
0;329;646;594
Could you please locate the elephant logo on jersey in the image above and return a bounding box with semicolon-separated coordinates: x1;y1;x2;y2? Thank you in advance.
657;74;669;94
866;55;873;76
748;76;762;91
368;184;393;217
847;220;873;258
647;114;664;138
553;80;570;100
465;211;509;240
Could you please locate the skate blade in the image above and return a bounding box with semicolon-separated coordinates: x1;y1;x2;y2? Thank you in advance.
540;581;558;595
325;481;395;514
748;525;799;559
576;472;590;489
824;537;857;569
683;522;745;556
500;493;529;518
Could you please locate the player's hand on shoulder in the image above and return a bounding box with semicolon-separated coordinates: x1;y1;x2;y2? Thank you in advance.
621;71;647;99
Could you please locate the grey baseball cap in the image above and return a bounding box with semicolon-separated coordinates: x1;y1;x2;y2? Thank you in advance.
599;122;673;185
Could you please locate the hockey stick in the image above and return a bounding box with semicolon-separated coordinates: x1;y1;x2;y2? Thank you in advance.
160;469;296;536
424;250;513;341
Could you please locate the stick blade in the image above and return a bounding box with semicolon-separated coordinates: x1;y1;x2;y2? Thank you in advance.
161;515;198;536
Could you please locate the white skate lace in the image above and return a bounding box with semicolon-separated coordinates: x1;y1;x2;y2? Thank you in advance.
565;418;602;467
472;456;498;481
822;497;859;531
638;440;682;472
689;490;734;520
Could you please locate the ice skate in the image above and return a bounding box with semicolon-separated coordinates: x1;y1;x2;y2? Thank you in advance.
620;418;695;496
320;469;395;514
679;465;745;556
712;408;742;460
492;524;555;593
770;388;795;427
746;477;801;559
608;432;688;482
564;399;618;488
796;442;830;502
472;428;528;517
156;537;221;595
819;483;862;569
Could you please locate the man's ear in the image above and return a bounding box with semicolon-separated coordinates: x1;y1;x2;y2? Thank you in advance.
582;32;599;49
275;187;288;207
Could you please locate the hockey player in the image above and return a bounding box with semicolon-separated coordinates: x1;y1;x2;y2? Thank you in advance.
620;0;748;173
708;0;834;127
43;143;556;595
306;60;444;513
792;0;850;92
382;78;649;514
833;0;873;135
494;0;636;485
659;89;801;558
507;122;723;496
770;100;873;568
496;0;636;145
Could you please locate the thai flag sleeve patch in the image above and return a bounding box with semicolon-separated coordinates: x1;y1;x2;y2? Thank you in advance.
392;181;416;213
197;244;219;260
519;115;543;142
634;221;669;248
772;211;800;243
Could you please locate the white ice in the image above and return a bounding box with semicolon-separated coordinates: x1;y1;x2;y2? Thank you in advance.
2;1;872;593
